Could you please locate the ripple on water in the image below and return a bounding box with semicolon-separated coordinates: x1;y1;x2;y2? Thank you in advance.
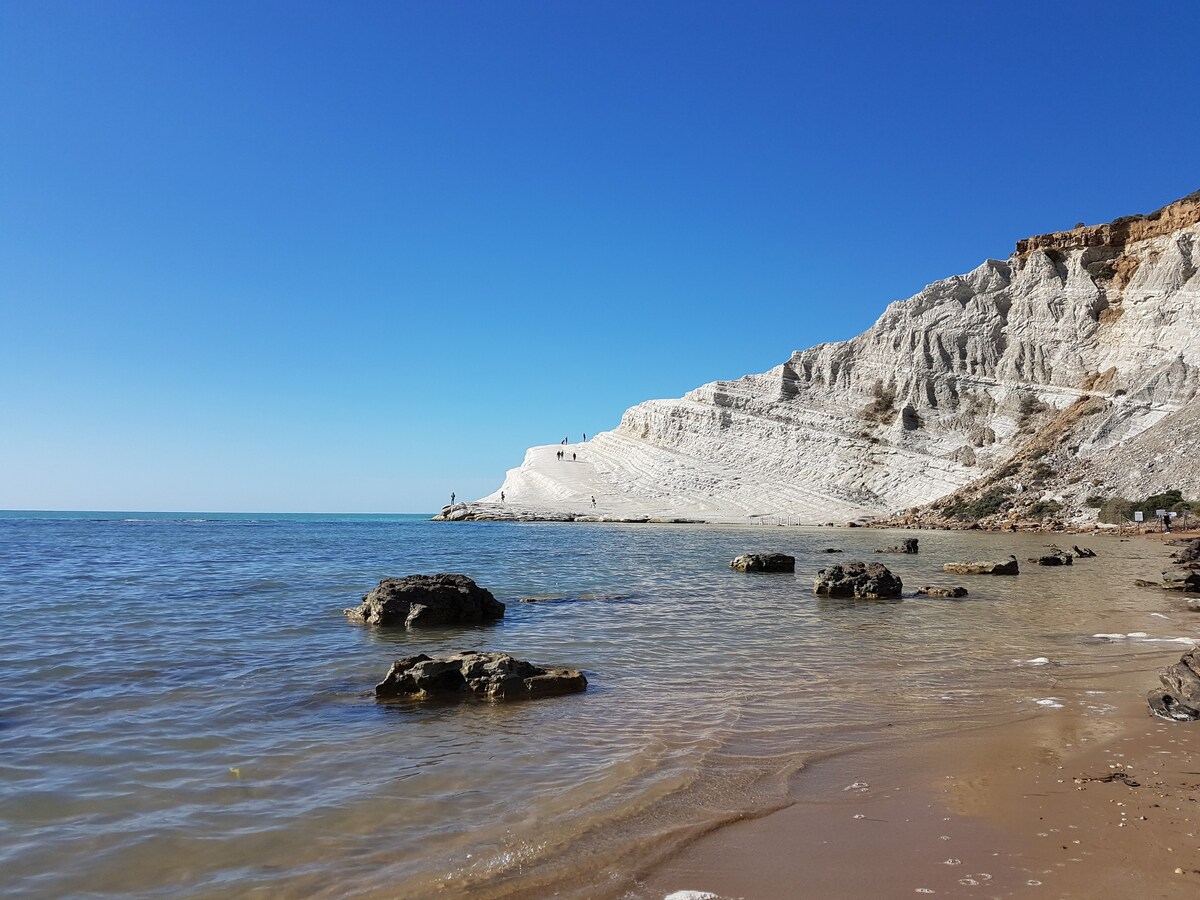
0;518;1180;897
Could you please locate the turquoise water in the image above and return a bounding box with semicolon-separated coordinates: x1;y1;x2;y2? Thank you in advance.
0;514;1186;898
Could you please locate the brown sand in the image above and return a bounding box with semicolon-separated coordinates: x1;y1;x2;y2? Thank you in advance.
640;663;1200;899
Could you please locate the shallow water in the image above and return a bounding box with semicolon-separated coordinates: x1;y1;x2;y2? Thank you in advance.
0;513;1191;898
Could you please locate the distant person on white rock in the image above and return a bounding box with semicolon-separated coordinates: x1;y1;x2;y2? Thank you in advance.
500;491;505;503
583;433;586;441
572;452;576;461
450;492;456;505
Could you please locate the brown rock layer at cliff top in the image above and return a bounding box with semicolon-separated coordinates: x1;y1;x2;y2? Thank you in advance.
1016;189;1200;257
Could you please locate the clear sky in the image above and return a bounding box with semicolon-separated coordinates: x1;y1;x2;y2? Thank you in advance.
1;1;1197;512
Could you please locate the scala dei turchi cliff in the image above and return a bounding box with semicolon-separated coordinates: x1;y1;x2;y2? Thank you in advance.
454;190;1200;525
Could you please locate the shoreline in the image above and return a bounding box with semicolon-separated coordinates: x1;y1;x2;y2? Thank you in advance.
434;502;1192;540
637;660;1200;899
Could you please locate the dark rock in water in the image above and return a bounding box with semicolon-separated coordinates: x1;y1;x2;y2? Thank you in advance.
1162;569;1200;592
943;556;1019;575
877;538;919;554
376;651;587;702
813;561;902;599
1030;549;1073;566
915;585;968;598
1134;579;1162;588
819;548;844;553
1147;647;1200;720
1072;545;1097;558
1172;539;1200;565
345;574;505;627
730;553;795;573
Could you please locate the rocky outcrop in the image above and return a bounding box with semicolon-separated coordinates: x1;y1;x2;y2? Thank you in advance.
345;574;505;627
730;553;795;573
483;190;1200;523
877;538;919;554
376;651;587;702
1147;646;1200;720
1162;569;1200;592
1030;548;1074;566
813;561;902;599
943;556;1020;575
1172;539;1200;564
916;585;968;597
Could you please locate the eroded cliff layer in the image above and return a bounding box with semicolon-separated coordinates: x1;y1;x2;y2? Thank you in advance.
482;191;1200;523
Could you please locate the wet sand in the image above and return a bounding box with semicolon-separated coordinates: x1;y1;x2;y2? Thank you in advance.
642;656;1200;899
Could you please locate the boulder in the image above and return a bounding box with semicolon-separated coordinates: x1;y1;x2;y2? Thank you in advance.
345;574;505;627
877;538;919;554
1162;569;1200;592
1147;647;1200;720
1172;539;1200;564
376;651;587;702
730;553;795;573
1072;545;1097;558
813;561;902;599
1030;549;1073;566
943;556;1019;575
819;548;844;553
916;585;969;598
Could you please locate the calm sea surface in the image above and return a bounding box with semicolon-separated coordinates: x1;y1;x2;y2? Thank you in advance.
0;512;1191;898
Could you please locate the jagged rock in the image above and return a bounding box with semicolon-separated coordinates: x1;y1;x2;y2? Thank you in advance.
1030;549;1074;566
376;651;586;702
345;574;505;627
877;538;919;554
1072;545;1098;558
943;556;1020;575
730;553;795;573
1162;569;1200;592
1172;539;1200;564
1147;647;1200;720
916;586;969;598
813;561;902;599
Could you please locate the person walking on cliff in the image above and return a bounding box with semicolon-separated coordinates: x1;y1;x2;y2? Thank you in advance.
500;491;505;504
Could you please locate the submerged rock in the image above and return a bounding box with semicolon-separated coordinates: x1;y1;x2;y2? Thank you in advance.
345;574;505;627
1148;647;1200;720
730;553;795;573
916;585;968;598
813;561;902;599
877;538;919;554
1030;549;1074;566
1072;545;1098;558
943;556;1019;575
819;548;844;553
375;651;587;702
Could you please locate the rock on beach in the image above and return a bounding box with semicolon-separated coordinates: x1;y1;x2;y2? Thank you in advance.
915;585;968;598
1147;647;1200;720
943;556;1020;575
813;561;902;599
344;574;505;627
376;651;587;702
730;553;795;573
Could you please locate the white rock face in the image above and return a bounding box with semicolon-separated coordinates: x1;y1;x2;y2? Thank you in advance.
485;194;1200;522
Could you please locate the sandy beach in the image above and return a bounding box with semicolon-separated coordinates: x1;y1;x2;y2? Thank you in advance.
638;541;1200;899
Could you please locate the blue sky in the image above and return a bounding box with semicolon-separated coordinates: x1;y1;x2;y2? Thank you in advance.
2;1;1197;512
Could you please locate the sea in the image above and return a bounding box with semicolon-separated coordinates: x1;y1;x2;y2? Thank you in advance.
0;511;1190;898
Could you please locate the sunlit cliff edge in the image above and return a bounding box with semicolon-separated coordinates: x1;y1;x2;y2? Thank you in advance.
461;190;1200;524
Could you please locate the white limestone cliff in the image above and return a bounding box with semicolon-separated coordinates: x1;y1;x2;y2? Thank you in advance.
479;191;1200;523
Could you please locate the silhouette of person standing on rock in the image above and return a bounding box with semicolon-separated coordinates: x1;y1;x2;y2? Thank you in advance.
450;492;456;505
500;491;505;503
572;452;576;461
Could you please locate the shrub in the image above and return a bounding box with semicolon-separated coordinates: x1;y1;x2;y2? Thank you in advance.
1084;495;1106;508
1027;500;1062;519
994;462;1019;479
944;486;1013;520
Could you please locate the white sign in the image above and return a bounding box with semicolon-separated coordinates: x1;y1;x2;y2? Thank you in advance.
1156;508;1167;518
1170;511;1178;518
1134;511;1144;522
